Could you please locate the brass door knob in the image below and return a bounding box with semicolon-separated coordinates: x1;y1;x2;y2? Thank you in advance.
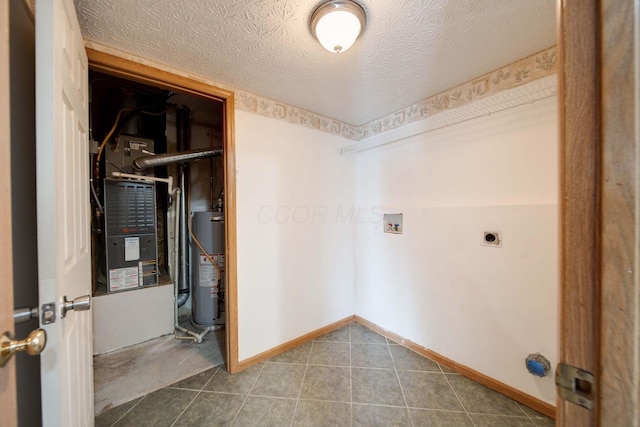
0;329;47;367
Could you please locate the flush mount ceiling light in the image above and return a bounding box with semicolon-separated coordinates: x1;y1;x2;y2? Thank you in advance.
311;0;366;54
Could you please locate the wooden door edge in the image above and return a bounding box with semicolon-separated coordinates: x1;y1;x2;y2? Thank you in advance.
0;0;18;423
557;0;601;425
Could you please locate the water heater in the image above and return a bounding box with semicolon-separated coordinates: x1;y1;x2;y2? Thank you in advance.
191;211;225;326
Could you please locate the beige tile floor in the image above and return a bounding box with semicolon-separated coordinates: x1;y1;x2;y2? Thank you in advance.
96;322;555;426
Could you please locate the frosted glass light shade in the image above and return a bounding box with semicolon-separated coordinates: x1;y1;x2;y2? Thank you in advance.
311;1;366;54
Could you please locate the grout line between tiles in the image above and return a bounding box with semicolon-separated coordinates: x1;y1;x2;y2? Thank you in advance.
441;366;477;427
166;386;207;392
109;395;146;427
309;363;352;368
466;411;535;418
295;397;359;405
352;342;389;346
396;367;449;374
465;412;540;425
516;402;540;424
289;339;314;427
229;363;267;427
197;365;221;391
350;401;416;410
351;364;402;370
266;361;309;366
387;338;415;427
169;389;201;427
169;366;220;427
308;362;388;369
405;406;467;413
349;323;354;426
245;394;299;401
198;390;255;396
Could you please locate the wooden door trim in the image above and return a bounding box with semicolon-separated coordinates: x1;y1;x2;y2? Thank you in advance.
560;0;640;425
86;48;240;374
597;0;639;424
0;0;18;423
557;0;601;424
557;1;600;425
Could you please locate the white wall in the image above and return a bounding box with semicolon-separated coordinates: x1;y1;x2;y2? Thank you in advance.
93;284;175;355
235;110;355;360
353;97;558;404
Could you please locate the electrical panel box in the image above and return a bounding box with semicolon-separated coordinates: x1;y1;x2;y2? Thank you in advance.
105;135;155;176
103;179;159;292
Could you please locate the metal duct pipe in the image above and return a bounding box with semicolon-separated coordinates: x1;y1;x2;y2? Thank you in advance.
176;290;189;307
175;106;190;308
133;148;223;171
177;166;189;307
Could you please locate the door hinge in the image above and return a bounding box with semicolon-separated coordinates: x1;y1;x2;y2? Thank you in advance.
555;363;596;410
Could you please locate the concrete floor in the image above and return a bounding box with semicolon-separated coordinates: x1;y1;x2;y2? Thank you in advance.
93;325;225;415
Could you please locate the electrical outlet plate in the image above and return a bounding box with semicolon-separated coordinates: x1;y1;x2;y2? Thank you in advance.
482;231;502;247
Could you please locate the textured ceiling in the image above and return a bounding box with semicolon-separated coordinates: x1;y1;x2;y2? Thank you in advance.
74;0;556;126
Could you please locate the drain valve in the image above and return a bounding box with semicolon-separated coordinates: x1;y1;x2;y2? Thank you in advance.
525;353;551;377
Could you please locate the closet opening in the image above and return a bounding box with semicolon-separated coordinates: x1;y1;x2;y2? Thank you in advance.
86;52;237;413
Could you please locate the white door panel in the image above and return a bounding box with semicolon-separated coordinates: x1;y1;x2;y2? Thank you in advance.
36;0;93;425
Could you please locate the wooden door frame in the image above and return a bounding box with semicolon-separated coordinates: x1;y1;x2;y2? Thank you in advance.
559;0;639;425
557;0;600;425
595;0;639;424
85;49;240;374
0;0;18;423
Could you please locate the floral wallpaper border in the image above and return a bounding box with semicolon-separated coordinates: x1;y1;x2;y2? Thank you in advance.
85;41;556;142
235;91;361;140
234;46;558;141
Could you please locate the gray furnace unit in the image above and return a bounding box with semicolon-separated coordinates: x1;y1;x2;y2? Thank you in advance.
191;211;225;326
104;179;159;292
105;135;155;176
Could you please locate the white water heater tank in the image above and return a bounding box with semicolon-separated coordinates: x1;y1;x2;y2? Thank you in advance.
191;211;225;326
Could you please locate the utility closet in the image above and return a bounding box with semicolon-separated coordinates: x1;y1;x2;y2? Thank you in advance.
89;71;226;354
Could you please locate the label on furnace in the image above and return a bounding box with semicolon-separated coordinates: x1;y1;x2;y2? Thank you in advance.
109;266;139;291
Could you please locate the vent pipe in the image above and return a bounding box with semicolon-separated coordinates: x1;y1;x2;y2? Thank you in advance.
133;148;223;171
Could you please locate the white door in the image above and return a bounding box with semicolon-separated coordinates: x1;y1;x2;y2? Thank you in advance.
35;0;94;425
